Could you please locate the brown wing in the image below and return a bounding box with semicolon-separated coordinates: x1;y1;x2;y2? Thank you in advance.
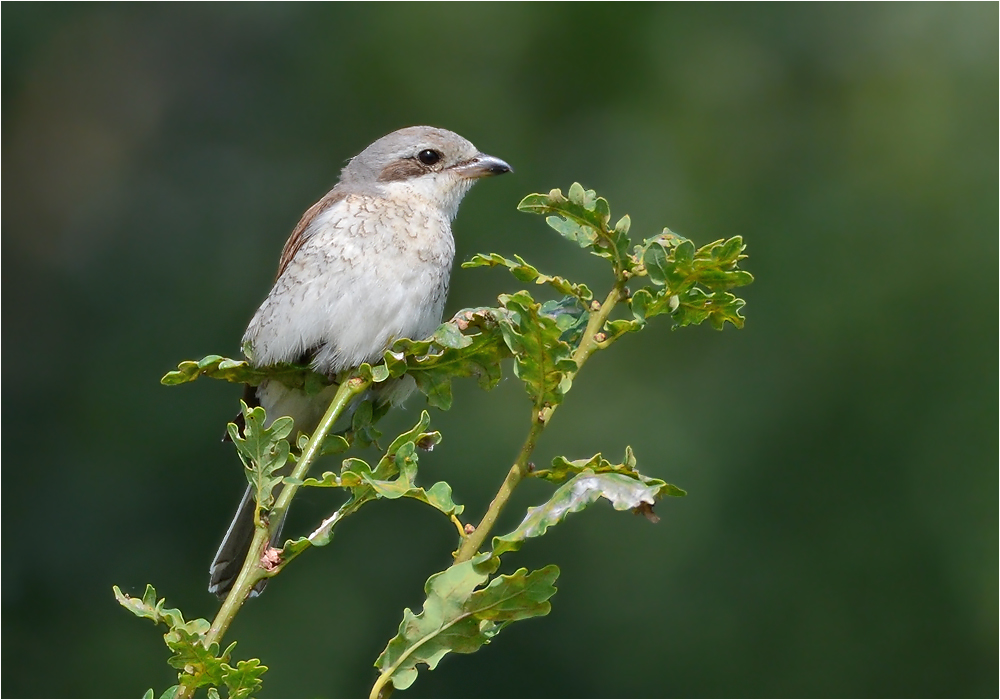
274;189;348;280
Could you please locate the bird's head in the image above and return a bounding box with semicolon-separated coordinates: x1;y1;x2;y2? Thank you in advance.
338;126;512;220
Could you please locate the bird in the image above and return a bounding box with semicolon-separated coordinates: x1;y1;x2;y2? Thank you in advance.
209;126;511;597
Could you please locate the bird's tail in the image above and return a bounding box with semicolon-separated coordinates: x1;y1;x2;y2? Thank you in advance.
208;485;286;598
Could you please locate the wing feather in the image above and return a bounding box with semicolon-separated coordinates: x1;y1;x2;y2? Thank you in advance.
275;189;347;280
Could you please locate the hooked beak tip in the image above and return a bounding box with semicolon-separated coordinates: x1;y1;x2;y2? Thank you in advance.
456;153;513;179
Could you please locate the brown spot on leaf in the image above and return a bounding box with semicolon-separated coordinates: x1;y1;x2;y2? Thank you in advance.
416;435;437;451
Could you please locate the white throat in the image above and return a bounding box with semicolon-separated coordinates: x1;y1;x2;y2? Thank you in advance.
379;172;476;222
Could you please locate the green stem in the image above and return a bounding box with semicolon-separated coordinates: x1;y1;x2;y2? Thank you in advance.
176;372;372;699
269;374;372;532
571;283;626;372
202;525;270;644
454;418;545;563
453;281;626;563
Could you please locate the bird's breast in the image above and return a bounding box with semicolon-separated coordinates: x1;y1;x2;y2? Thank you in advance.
244;194;456;374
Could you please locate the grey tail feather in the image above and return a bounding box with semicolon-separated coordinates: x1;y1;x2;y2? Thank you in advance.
208;485;286;599
222;385;260;443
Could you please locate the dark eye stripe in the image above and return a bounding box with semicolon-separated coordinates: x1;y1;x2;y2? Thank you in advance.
377;159;426;182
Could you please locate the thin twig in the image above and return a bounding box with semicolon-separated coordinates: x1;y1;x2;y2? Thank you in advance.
452;281;626;564
175;373;372;699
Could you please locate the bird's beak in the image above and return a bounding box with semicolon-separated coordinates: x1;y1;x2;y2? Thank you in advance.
452;153;513;179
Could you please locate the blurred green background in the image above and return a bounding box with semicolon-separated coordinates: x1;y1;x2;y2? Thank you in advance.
3;4;996;697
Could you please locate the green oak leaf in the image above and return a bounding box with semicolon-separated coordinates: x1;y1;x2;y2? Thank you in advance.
497;291;577;412
463;253;593;303
385;309;510;410
360;441;463;516
629;287;671;327
166;627;227;688
629;231;752;331
301;440;462;515
160;355;331;394
531;448;686;496
642;239;671;287
226;401;293;511
113;585;266;696
532;446;637;482
113;584;193;631
638;233;753;295
672;288;748;330
293;432;350;457
517;184;632;274
373;558;558;692
222;658;268;699
283;412;454;557
539;296;590;347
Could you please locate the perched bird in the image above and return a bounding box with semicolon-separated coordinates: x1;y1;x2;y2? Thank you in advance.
209;126;511;597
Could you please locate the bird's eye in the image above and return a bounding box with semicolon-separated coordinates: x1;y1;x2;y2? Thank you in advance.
417;149;441;166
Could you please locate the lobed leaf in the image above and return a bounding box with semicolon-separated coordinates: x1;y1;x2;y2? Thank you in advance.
166;627;226;688
226;401;293;510
373;558;558;692
531;447;640;483
517;184;632;274
628;287;673;328
114;584;191;631
283;413;456;557
350;399;383;449
160;355;331;393
533;449;686;499
113;584;266;697
539;296;590;346
385;309;511;410
463;253;594;303
361;442;463;516
672;288;748;330
497;291;578;412
222;658;268;699
638;232;753;295
627;231;752;331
